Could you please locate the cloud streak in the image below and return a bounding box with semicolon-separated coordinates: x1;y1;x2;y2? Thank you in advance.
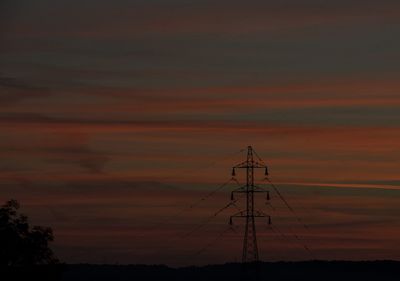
4;0;400;38
278;182;400;191
0;74;50;105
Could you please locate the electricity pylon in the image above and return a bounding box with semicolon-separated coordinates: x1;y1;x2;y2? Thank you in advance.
230;146;271;263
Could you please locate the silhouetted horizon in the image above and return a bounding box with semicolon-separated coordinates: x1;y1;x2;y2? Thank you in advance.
4;261;400;281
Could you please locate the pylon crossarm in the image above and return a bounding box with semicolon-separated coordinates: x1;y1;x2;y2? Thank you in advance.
229;211;247;225
233;160;248;168
233;161;266;169
230;211;247;218
254;210;268;217
229;211;270;224
232;185;246;192
231;188;268;201
254;210;272;225
230;186;246;201
254;161;267;168
253;185;269;192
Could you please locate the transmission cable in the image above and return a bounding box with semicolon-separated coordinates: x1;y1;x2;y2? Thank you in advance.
264;177;309;230
269;224;315;259
191;225;237;257
181;199;239;238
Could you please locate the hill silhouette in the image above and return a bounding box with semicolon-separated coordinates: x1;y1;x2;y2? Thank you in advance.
60;261;400;281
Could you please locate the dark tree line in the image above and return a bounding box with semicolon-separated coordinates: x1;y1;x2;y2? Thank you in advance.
0;199;58;266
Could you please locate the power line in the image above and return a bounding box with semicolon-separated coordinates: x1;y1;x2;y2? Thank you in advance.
187;178;236;210
261;178;316;259
149;178;240;257
157;150;245;225
181;199;239;238
191;225;237;257
158;177;238;228
269;224;315;259
264;177;309;230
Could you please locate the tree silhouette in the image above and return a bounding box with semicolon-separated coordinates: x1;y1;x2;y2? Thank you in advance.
0;199;58;266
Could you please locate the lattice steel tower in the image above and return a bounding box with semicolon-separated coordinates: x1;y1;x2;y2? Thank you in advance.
230;146;270;263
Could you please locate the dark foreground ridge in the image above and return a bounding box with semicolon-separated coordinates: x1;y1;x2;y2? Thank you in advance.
2;261;400;281
61;261;400;281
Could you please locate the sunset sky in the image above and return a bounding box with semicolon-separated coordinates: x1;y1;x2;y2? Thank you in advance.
1;0;400;266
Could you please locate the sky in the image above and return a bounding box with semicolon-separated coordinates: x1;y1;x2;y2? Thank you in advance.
1;0;400;266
